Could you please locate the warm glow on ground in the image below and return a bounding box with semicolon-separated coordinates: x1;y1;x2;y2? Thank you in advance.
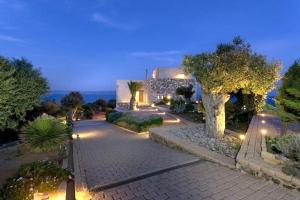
164;118;181;123
157;112;166;115
261;129;267;135
78;131;101;139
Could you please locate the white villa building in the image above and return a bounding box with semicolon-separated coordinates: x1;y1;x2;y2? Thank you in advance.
116;67;200;109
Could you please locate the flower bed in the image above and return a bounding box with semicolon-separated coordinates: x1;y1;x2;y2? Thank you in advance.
0;161;70;200
168;125;241;158
106;111;163;133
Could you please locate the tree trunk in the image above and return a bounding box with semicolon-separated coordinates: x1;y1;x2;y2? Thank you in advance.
129;96;136;110
202;91;230;138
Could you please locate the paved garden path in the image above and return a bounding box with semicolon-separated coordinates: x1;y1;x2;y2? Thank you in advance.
74;120;300;200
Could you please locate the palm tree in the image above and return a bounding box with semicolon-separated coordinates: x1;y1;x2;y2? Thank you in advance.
127;81;142;110
22;114;68;153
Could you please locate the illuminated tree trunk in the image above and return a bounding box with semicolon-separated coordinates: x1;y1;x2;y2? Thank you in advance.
129;94;136;110
202;91;230;138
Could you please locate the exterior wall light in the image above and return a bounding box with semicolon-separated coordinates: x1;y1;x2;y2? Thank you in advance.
261;120;266;124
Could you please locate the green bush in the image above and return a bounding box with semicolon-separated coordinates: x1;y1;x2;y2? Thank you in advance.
82;105;94;119
170;99;186;113
282;162;300;178
107;99;116;109
94;98;106;111
266;134;300;161
21;114;68;152
0;161;70;200
185;103;194;112
115;114;163;132
106;111;123;123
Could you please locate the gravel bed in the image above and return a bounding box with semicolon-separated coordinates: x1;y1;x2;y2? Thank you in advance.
168;125;241;158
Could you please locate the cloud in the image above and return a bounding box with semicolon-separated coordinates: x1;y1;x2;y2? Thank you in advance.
0;34;24;43
92;13;138;31
129;50;182;57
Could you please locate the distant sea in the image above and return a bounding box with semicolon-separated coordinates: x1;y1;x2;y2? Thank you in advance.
43;91;116;103
43;90;276;106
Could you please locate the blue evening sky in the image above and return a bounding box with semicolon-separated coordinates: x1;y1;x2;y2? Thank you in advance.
0;0;300;91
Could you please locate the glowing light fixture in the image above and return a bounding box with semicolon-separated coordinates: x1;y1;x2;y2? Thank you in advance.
261;113;265;117
239;134;245;140
175;73;185;79
151;103;155;107
261;129;267;135
261;120;266;124
167;95;172;100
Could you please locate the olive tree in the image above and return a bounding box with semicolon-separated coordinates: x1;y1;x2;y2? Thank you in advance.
61;92;84;120
184;37;280;138
0;57;49;131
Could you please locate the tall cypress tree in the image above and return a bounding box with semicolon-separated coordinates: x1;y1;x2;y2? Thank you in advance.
276;59;300;133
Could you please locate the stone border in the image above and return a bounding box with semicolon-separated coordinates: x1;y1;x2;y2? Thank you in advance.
73;135;92;200
149;126;236;169
261;136;285;165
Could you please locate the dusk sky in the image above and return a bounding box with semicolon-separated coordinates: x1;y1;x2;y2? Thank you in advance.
0;0;300;91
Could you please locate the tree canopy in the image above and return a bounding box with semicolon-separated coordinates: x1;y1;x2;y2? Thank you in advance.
61;91;84;120
0;57;49;131
176;84;195;103
276;59;300;125
184;37;280;98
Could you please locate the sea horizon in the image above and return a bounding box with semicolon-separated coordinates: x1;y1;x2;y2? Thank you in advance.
44;90;116;103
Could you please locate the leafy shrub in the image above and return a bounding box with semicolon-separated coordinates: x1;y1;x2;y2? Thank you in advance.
82;104;95;119
115;114;163;132
105;108;116;120
41;101;61;116
0;161;70;200
94;98;106;111
21;114;68;152
106;111;123;123
107;99;116;109
266;134;300;161
171;99;186;113
185;103;194;112
176;84;194;103
282;162;300;178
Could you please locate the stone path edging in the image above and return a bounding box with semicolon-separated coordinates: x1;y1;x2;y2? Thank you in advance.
73;135;91;200
149;126;236;169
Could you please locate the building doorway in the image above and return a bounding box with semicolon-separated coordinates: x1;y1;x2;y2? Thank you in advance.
139;90;144;103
